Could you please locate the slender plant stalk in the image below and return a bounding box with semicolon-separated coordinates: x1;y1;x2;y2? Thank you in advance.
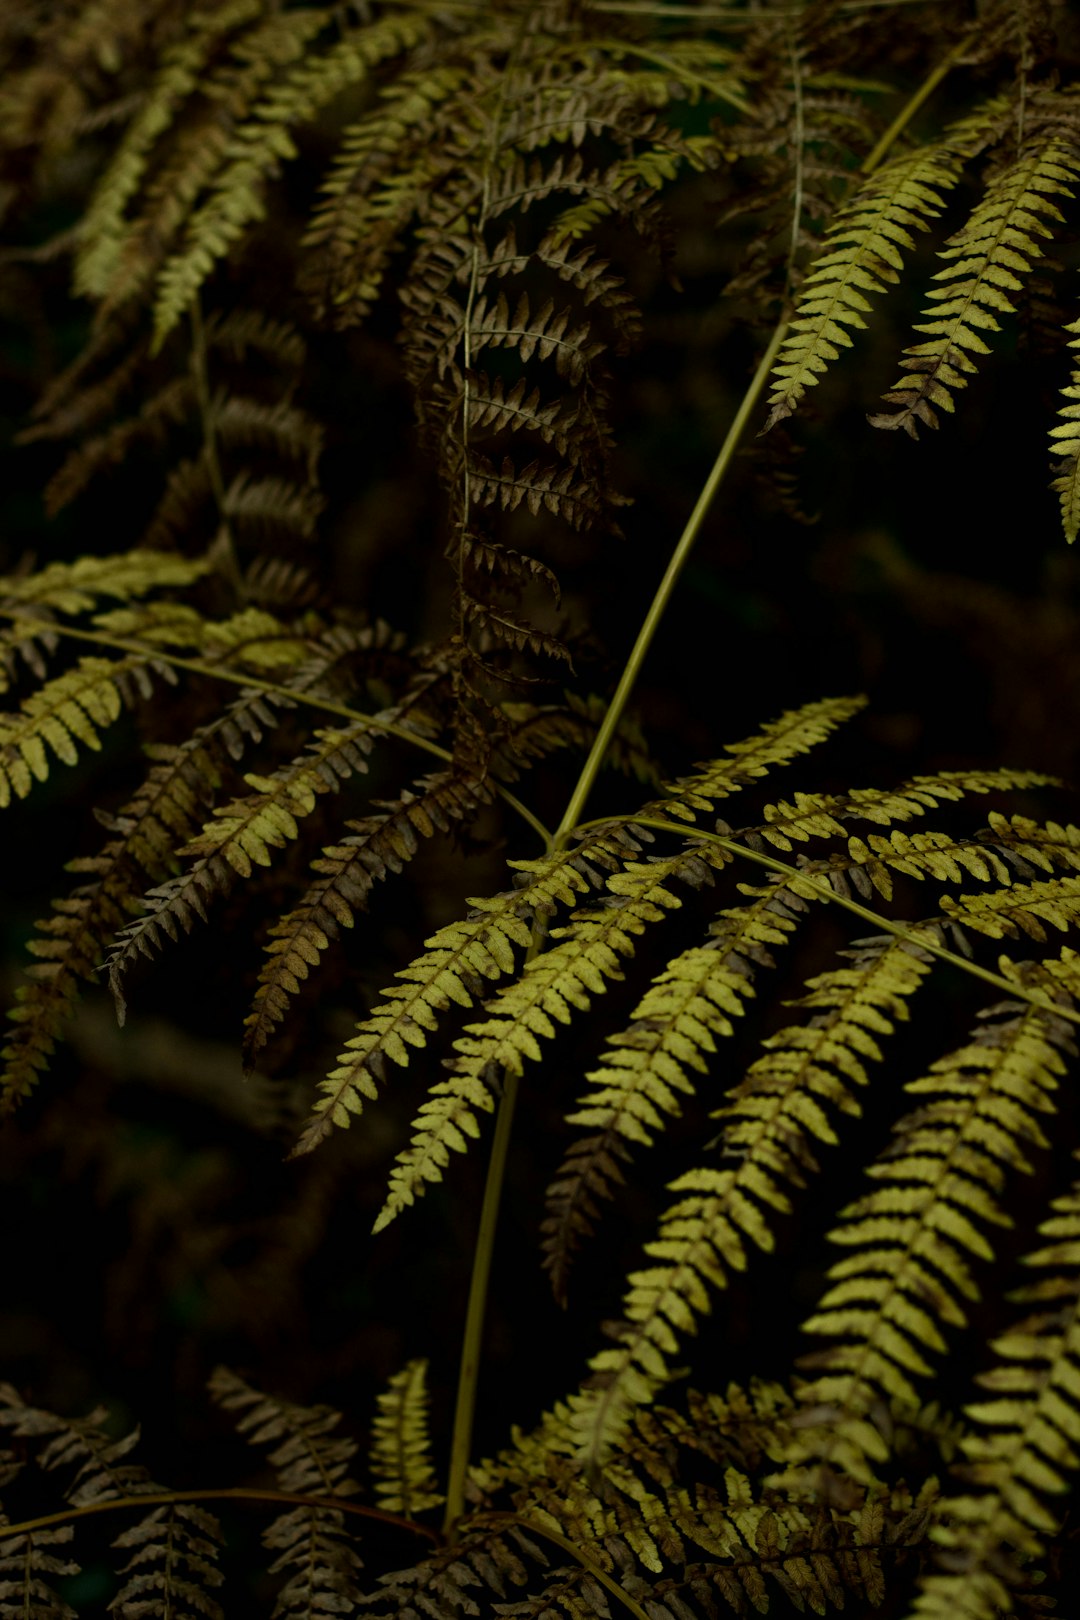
442;322;787;1535
442;1055;521;1533
554;317;788;846
441;26;976;1538
0;1486;440;1545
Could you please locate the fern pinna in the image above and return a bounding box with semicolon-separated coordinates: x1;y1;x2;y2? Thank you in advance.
5;0;1080;1617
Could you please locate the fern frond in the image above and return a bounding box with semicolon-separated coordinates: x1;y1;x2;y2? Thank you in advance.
0;653;169;809
751;766;1056;864
369;1359;443;1517
0;548;212;621
376;827;752;1232
911;1151;1080;1620
871;132;1080;436
110;1504;226;1620
1;734;220;1113
567;927;936;1476
658;694;866;823
942;870;1080;941
73;0;295;300
0;1386;150;1506
209;1367;363;1617
151;11;435;346
1049;310;1080;543
544;861;882;1301
245;769;491;1067
105;719;388;1020
786;963;1078;1487
303;62;469;325
542;940;752;1305
293;824;648;1155
356;1520;542;1620
764;142;961;429
0;1522;78;1620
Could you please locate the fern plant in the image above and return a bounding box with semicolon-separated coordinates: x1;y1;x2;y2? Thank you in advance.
3;0;1080;1616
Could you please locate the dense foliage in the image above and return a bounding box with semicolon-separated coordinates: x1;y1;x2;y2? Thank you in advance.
3;1;1080;1616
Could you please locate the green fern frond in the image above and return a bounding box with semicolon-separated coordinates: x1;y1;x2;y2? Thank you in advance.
942;870;1080;941
764;142;961;429
658;695;866;823
910;1152;1080;1620
1049;311;1080;543
751;765;1056;863
73;0;272;299
567;928;936;1477
786;964;1078;1487
871;132;1080;436
0;653;169;809
244;769;491;1066
375;834;734;1232
542;939;752;1305
350;698;863;1213
0;548;212;621
370;1359;443;1517
293;824;648;1155
303;62;469;325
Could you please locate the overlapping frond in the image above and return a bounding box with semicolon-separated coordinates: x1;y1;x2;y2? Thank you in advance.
765;142;961;429
0;1387;225;1620
306;696;858;1179
784;957;1080;1488
245;769;492;1066
105;717;393;1018
152;10;436;347
911;1151;1080;1620
294;822;647;1156
871;131;1080;437
375;835;732;1232
210;1367;363;1618
567;928;937;1477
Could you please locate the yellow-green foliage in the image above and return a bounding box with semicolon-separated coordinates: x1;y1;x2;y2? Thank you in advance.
5;3;1080;1619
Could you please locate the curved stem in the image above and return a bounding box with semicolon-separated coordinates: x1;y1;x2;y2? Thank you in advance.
0;1485;440;1545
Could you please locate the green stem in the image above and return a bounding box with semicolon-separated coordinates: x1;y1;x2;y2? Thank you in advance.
860;32;973;177
0;609;551;846
0;1485;440;1545
444;326;788;1532
555;317;788;845
442;1065;521;1535
626;816;1080;1026
441;18;971;1539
